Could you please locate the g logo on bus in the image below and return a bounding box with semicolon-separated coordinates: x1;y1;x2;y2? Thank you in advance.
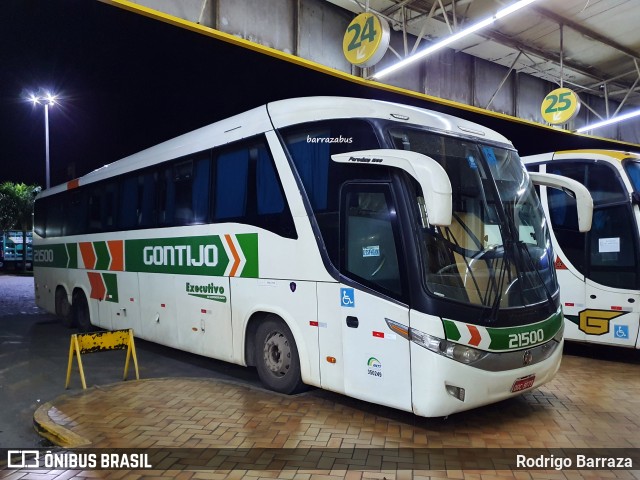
578;309;627;336
522;350;533;366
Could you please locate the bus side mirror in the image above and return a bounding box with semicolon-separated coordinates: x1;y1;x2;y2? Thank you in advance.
528;171;593;232
331;149;452;226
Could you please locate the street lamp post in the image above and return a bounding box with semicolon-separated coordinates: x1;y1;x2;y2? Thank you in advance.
28;92;57;189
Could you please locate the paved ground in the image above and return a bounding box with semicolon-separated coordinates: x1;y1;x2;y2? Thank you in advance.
2;274;640;479
0;274;261;448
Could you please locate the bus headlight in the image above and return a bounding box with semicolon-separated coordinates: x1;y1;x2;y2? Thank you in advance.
384;319;487;365
410;326;487;365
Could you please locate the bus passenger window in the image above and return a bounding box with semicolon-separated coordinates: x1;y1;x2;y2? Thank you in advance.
192;157;210;224
119;176;139;230
214;149;249;220
173;160;194;225
138;172;157;228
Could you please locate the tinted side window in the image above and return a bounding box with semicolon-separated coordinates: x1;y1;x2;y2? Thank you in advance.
586;163;627;204
589;204;639;289
544;162;586;275
33;137;294;238
545;160;639;288
65;190;87;236
214;139;296;239
282;120;384;266
548;160;626;205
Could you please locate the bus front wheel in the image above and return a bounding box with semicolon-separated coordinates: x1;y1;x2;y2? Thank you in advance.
255;316;303;394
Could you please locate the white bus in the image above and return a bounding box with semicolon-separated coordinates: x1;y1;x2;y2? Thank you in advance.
525;149;640;348
33;97;590;417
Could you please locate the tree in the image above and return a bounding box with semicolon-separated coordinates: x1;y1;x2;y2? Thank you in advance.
0;182;40;271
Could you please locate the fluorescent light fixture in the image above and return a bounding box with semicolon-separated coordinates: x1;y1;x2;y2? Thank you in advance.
373;0;541;80
576;108;640;133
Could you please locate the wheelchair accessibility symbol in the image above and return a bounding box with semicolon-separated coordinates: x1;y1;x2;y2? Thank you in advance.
614;324;629;339
341;288;355;308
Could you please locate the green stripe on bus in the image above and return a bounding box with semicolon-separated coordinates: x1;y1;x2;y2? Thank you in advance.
442;309;562;351
35;233;259;279
486;311;562;350
236;233;259;278
94;241;110;271
443;321;461;341
66;243;78;269
103;273;119;303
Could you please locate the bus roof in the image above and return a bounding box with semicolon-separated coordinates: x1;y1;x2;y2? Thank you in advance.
39;96;512;198
523;149;640;164
267;97;512;146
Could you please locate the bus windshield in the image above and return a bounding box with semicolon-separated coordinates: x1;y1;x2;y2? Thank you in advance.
389;127;557;312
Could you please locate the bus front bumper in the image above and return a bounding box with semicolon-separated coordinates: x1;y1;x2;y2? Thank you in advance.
410;338;563;417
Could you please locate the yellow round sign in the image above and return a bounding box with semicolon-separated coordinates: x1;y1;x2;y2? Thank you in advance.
343;13;390;67
541;88;581;124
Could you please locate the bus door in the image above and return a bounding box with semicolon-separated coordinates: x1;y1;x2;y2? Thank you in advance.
582;203;640;347
542;160;640;347
541;181;589;343
318;182;412;411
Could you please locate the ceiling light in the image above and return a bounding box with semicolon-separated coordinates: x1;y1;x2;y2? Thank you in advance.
372;0;541;80
576;109;640;133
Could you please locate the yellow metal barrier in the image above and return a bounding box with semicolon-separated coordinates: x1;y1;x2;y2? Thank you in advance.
65;329;140;389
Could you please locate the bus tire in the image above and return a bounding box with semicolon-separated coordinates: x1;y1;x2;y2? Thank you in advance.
55;287;74;328
73;291;93;333
255;316;304;394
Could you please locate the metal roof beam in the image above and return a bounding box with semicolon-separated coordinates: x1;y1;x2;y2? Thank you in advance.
531;5;640;63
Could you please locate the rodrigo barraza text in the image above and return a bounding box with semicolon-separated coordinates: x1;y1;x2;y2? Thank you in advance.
516;454;632;470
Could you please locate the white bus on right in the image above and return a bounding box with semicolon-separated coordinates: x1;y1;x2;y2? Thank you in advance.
524;149;640;348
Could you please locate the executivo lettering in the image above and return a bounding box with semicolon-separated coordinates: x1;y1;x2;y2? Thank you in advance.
143;245;218;267
186;282;227;302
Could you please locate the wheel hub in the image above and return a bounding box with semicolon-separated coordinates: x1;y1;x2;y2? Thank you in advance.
263;331;291;377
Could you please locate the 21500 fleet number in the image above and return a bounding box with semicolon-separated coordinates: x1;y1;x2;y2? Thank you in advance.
508;329;544;348
34;249;54;263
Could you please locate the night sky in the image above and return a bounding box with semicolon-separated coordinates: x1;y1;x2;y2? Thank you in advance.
0;0;630;189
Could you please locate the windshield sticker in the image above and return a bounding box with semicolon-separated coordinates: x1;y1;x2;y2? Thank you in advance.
467;155;478;170
362;245;380;257
599;237;620;253
481;146;497;166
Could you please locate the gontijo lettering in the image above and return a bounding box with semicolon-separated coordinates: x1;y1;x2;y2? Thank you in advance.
143;244;218;267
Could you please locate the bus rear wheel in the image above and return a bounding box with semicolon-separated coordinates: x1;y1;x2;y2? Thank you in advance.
72;291;93;333
255;316;303;394
55;287;73;328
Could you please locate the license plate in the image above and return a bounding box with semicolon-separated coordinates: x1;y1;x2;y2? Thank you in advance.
511;374;535;393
